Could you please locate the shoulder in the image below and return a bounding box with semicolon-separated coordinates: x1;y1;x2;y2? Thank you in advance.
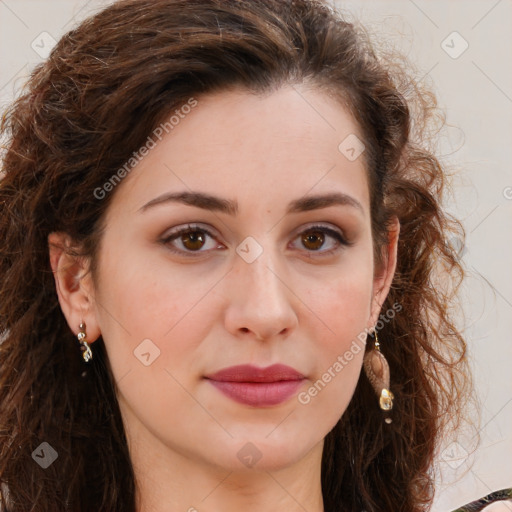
451;488;512;512
481;503;512;511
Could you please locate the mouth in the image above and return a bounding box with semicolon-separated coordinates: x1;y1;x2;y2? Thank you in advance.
204;364;306;407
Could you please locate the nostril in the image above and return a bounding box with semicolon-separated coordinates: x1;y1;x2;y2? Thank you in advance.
240;327;249;333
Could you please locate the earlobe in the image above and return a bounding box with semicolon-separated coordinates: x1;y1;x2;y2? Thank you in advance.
368;217;400;328
48;232;101;343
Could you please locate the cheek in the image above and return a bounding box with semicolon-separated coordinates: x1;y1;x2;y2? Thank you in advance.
300;253;374;348
295;259;373;411
92;245;223;380
92;249;221;441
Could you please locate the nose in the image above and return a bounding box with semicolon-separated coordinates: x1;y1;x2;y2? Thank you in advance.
223;251;298;341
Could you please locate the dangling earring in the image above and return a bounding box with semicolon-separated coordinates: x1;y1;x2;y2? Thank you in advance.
77;322;93;362
363;329;394;423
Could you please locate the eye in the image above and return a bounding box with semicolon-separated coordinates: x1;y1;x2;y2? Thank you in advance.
289;224;350;255
160;224;224;255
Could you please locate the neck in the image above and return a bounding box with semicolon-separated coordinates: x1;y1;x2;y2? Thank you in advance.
126;422;325;512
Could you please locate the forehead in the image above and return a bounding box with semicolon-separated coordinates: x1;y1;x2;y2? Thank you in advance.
109;85;370;216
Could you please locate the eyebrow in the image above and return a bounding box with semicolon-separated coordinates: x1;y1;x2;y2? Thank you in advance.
138;191;364;215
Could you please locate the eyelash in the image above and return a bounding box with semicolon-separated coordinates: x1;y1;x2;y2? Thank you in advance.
160;223;351;258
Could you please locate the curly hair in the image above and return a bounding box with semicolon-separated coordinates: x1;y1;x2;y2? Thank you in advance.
0;0;469;510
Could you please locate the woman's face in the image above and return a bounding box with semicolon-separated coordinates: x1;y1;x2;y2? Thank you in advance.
73;85;395;472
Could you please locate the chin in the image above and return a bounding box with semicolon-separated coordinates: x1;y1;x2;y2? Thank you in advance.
210;435;319;473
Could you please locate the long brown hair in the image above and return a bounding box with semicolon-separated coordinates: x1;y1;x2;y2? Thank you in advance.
0;0;469;510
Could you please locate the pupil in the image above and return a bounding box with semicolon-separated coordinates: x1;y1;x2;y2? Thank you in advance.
183;231;205;250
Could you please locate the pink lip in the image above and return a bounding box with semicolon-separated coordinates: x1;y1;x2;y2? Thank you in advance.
204;364;305;407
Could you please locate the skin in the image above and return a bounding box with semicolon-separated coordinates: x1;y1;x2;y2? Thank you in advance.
49;84;399;512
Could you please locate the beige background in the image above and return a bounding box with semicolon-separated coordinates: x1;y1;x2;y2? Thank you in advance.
1;1;511;510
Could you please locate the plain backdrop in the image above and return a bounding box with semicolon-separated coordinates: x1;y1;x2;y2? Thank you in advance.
1;1;511;510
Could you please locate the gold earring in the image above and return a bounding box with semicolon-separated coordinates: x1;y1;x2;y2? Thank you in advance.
363;330;394;423
77;322;93;362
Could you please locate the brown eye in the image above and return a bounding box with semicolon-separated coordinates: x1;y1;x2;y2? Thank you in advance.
181;231;206;251
290;225;349;256
162;225;223;256
302;231;325;251
301;230;325;250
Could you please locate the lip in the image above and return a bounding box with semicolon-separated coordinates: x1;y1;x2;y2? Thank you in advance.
204;364;305;407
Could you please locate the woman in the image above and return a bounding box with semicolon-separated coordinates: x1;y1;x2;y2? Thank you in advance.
0;0;509;510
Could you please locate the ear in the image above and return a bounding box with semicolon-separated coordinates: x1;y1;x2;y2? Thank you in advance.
368;217;400;329
48;232;101;343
